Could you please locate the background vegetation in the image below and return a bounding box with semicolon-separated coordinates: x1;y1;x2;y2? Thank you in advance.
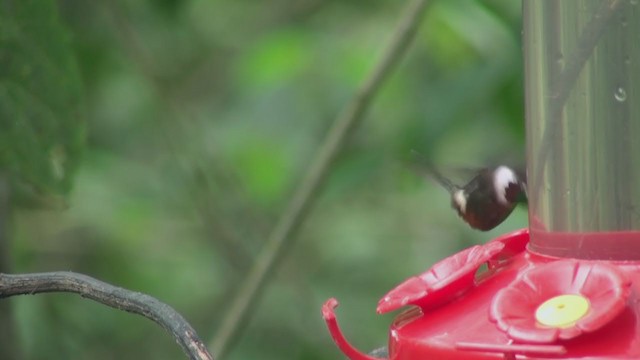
2;0;526;359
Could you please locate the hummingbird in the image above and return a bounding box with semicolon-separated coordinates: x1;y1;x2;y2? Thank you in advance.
412;153;527;231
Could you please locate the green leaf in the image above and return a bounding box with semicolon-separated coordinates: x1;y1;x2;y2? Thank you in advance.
0;0;84;206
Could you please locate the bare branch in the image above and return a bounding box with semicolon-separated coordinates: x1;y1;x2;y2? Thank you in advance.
209;0;433;357
0;271;214;360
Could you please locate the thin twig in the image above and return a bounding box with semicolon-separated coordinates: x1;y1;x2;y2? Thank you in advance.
209;0;433;357
0;271;214;360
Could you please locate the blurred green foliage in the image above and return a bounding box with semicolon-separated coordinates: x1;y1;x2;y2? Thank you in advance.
5;0;525;359
0;0;83;204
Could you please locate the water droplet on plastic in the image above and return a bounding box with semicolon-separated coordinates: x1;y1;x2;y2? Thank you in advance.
555;52;564;67
614;87;627;102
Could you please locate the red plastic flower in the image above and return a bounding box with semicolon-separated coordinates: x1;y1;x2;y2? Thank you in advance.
377;241;505;314
490;260;631;343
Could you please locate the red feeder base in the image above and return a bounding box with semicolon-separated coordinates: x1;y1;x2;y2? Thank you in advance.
323;228;640;359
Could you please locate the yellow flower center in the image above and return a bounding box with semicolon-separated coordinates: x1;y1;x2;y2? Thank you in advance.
535;294;590;328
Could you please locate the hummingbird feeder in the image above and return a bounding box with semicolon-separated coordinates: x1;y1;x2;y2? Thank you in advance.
323;1;640;359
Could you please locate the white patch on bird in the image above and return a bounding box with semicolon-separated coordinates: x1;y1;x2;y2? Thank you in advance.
493;166;518;205
453;189;467;213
